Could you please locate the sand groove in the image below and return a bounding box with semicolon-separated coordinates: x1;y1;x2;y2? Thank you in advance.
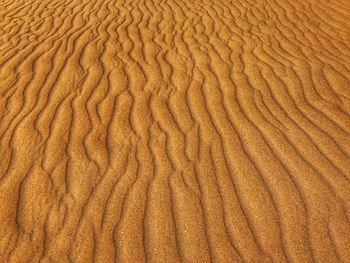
1;0;350;262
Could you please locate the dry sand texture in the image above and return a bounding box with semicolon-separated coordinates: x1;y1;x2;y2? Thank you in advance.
1;0;350;262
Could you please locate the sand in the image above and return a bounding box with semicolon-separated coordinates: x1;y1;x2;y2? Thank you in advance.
1;0;350;262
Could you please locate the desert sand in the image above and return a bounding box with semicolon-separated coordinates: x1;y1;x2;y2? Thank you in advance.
1;0;350;262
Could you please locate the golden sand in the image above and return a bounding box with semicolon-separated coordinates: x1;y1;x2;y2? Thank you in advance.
1;0;350;262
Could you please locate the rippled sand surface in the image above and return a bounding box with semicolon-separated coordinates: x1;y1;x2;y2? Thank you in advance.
1;0;350;262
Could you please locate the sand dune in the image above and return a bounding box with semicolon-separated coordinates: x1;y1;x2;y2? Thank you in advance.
1;0;350;262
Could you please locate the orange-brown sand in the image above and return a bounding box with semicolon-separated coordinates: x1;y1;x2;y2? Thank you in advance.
1;0;350;262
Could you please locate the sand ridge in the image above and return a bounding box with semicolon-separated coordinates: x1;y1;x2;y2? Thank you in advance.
0;0;350;262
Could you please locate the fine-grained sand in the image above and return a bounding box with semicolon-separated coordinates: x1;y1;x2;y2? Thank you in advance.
1;0;350;262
